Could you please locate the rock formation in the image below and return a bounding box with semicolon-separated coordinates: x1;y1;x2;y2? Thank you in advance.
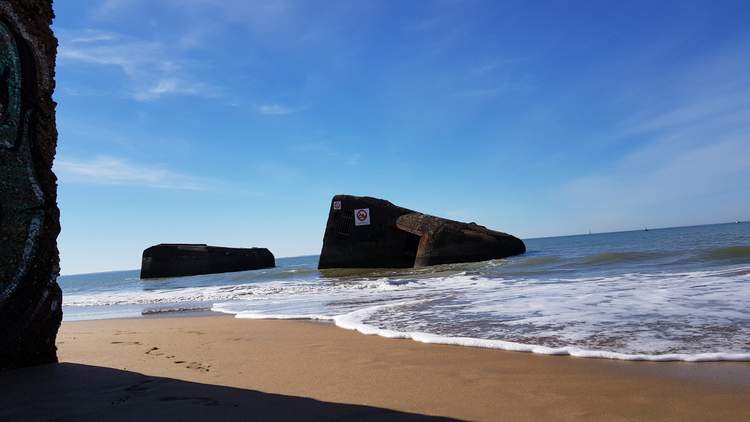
318;195;526;269
0;0;62;370
141;244;275;279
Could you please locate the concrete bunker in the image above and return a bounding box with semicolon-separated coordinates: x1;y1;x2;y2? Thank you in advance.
318;195;526;269
140;244;275;279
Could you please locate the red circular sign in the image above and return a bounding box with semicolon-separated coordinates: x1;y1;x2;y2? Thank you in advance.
356;209;368;221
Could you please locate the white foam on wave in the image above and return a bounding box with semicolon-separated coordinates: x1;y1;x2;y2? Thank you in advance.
209;266;750;362
216;299;750;362
212;302;334;321
140;305;212;315
334;302;750;362
63;276;415;307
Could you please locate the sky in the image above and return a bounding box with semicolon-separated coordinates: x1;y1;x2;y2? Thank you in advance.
52;0;750;274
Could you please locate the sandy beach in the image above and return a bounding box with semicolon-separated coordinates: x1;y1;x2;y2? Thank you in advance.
1;315;748;421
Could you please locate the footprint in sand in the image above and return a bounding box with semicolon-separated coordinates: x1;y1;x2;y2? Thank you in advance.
140;347;211;372
145;346;164;356
186;361;211;372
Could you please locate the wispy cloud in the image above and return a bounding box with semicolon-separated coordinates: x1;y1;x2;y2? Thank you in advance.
92;0;134;19
255;104;302;116
132;78;217;101
255;160;301;183
614;91;750;142
93;0;297;34
471;58;527;75
555;44;750;232
67;30;121;44
289;142;360;166
453;76;534;98
58;29;219;101
558;135;750;231
404;16;443;32
452;87;505;98
55;156;210;191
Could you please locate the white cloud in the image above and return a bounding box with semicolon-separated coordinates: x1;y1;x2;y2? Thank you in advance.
561;135;750;205
547;40;750;233
404;17;443;32
93;0;296;34
55;156;210;191
555;108;750;232
255;160;301;183
289;142;360;166
453;88;504;98
256;104;300;116
615;92;750;142
67;30;121;44
131;78;217;101
58;29;219;101
92;0;135;19
453;78;534;98
471;58;527;75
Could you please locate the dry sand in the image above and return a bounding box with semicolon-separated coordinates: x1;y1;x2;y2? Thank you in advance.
2;315;750;421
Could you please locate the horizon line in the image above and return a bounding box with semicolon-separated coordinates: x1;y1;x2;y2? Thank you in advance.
59;220;746;276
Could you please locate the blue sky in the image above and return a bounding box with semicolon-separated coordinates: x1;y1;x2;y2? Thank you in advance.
53;0;750;274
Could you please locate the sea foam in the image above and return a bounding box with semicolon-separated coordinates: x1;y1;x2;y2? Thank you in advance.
208;265;750;362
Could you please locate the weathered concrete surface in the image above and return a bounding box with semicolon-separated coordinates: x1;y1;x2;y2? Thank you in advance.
396;213;526;266
318;196;422;269
0;0;62;370
318;195;525;269
141;244;275;279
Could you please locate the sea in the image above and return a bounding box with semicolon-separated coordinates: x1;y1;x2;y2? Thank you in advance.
59;223;750;362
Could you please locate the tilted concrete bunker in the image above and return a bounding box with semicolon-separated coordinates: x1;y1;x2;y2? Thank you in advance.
318;195;525;269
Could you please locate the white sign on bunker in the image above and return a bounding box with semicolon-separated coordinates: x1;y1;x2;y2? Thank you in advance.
354;208;370;226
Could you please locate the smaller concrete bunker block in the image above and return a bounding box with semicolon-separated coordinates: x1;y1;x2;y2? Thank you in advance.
141;244;275;279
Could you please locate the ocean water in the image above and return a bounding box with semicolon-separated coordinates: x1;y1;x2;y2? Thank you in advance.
60;223;750;361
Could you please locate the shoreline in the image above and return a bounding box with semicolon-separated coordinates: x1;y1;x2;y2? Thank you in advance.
67;305;750;363
3;314;749;421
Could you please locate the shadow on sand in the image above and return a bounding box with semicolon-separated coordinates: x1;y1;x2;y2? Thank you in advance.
0;363;458;421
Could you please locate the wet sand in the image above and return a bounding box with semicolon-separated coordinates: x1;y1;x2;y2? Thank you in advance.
2;315;750;421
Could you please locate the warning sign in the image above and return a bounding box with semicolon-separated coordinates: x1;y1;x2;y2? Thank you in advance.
333;200;341;210
354;208;370;226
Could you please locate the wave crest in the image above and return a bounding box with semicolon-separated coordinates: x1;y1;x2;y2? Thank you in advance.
703;245;750;260
579;251;658;265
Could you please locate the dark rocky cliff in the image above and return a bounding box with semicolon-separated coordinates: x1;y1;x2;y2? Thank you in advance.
318;195;525;269
0;0;62;370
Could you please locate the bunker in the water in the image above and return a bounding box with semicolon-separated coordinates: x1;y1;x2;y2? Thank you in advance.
318;195;525;269
140;244;275;279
